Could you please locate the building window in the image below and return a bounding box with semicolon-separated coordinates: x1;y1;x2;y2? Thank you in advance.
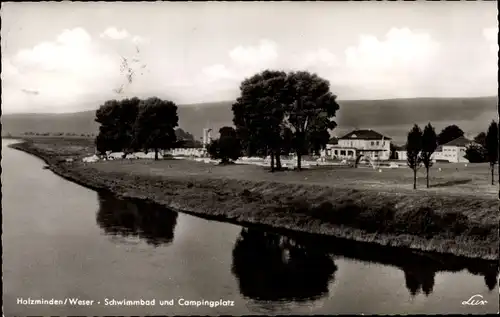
347;150;353;156
376;141;379;145
371;141;374;146
334;150;338;155
340;150;346;156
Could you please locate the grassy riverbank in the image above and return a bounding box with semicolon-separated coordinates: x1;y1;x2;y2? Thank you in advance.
8;137;499;260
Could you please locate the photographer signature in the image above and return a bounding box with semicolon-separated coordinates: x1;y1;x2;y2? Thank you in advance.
461;294;488;306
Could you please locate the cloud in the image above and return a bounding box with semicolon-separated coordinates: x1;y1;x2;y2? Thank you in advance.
100;27;130;40
198;39;279;84
229;39;278;67
345;28;439;73
131;35;148;45
14;27;97;74
1;58;19;79
3;28;123;112
201;64;236;82
302;48;340;68
99;27;149;46
483;26;498;54
320;28;442;98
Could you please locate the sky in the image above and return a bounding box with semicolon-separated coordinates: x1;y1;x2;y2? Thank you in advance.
1;1;498;113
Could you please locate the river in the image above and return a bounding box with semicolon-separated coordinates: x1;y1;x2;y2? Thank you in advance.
2;139;498;315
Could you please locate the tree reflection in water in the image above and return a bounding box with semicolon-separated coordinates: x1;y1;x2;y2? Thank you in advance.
231;228;338;302
319;236;499;297
232;228;499;300
96;192;178;247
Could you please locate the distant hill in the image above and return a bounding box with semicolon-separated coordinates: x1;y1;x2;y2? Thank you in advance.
2;96;497;145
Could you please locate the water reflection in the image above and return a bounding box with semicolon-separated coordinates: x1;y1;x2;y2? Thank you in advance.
232;228;498;301
323;237;499;296
96;193;178;246
231;228;338;302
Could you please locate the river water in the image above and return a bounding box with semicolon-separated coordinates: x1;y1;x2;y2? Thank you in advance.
2;139;498;315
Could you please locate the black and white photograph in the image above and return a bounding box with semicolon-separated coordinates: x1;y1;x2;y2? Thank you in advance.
1;1;499;316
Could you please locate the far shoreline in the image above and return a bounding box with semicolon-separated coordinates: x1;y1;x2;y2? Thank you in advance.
7;138;499;262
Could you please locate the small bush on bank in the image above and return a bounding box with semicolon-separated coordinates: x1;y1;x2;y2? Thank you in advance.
393;207;439;237
357;205;397;233
240;189;263;202
467;224;497;240
440;212;469;235
278;197;480;240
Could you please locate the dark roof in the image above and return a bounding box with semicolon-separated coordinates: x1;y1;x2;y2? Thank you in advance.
442;136;473;147
339;129;392;140
328;137;338;145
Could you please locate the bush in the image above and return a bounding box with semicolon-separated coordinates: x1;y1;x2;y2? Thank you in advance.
467;225;496;239
310;201;335;221
440;212;469;234
309;199;362;225
357;205;396;232
395;207;442;237
240;189;263;202
288;198;311;214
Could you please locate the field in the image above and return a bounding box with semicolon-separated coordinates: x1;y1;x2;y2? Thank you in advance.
16;136;497;198
8;137;499;260
92;157;497;198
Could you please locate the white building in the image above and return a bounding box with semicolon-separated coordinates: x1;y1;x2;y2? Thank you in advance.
394;146;407;161
202;128;213;148
322;129;392;161
394;136;474;163
165;147;206;157
433;136;473;163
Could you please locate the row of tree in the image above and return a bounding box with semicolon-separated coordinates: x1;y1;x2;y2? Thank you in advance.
95;97;179;160
95;70;338;169
406;121;498;189
23;132;96;137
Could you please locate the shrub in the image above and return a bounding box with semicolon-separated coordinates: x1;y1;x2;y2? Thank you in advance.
310;201;336;222
309;199;362;225
395;207;442;237
357;205;396;232
467;225;496;240
240;189;263;202
440;212;469;235
288;198;311;214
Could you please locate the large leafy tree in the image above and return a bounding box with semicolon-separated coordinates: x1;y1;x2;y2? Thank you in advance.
207;126;242;164
95;97;141;156
282;71;339;170
437;125;464;145
465;144;488;163
420;123;438;188
308;128;332;156
407;124;423;190
485;120;498;185
133;97;179;160
474;132;487;148
232;70;288;172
